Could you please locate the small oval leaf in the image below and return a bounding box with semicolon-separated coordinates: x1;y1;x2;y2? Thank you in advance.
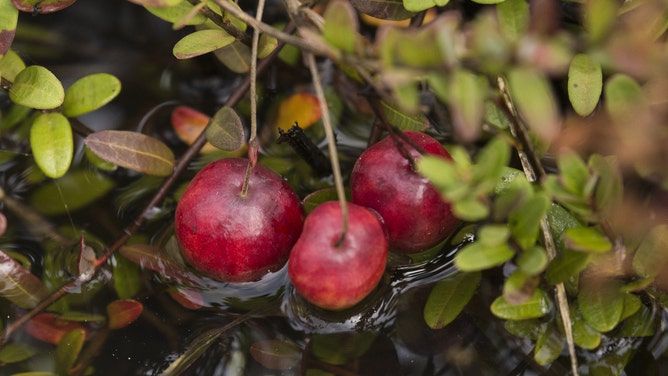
0;49;26;82
0;343;38;364
23;313;87;345
0;250;49;309
508;67;560;142
107;299;143;330
490;288;553;320
205;106;246;151
173;29;235;59
249;339;301;371
145;2;207;25
568;54;602;116
323;0;360;53
578;277;624;332
213;41;251;73
564;226;612;253
424;272;481;329
30;113;73;179
455;242;514;271
62;73;121;117
9;65;64;109
55;328;85;375
85;130;175;176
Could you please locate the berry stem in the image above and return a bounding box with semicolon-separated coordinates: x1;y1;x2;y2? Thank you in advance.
305;52;349;245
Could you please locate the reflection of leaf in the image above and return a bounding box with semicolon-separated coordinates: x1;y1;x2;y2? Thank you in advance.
206;106;246;151
0;250;49;309
9;65;64;109
119;244;199;285
107;299;143;330
31;169;115;215
424;272;481;329
85;130;175;176
249;339;301;370
30;112;73;179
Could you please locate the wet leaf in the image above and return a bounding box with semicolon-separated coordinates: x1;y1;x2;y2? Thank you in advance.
112;254;142;299
534;322;564;365
213;40;251;73
579;277;624;332
62;73;121;117
9;65;64;110
568;54;602;116
107;299;143;330
119;244;198;285
0;0;18;58
633;225;668;279
275;93;322;131
173;29;235;59
30;112;73;179
504;318;547;340
403;0;448;12
517;245;548;275
455;242;514;271
564;226;612;253
424;271;481;329
497;0;529;42
11;0;76;13
0;250;48;309
449;69;485;141
23;313;87;345
508;67;560;142
249;339;301;370
570;302;601;349
85;130;175;176
55;328;85;375
0;343;37;364
615;302;655;337
323;0;359;53
350;0;415;20
0;49;26;81
490;288;552;320
205;106;246;151
30;169;115;215
145;2;207;26
379;100;430;131
170;105;218;153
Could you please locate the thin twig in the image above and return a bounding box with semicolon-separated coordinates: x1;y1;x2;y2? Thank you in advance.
186;0;251;44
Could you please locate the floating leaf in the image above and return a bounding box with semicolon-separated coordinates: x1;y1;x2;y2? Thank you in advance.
568;54;602;116
112;254;142;299
30;112;73;179
564;226;612;253
350;0;415;20
55;328;85;375
11;0;76;13
206;106;246;151
23;313;87;345
30;169;115;215
0;343;38;364
424;272;481;329
107;299;143;330
249;339;302;371
578;277;624;332
0;0;18;57
85;130;175;176
173;29;235;59
380;100;429;131
119;244;198;285
455;242;514;271
323;0;359;53
0;250;49;309
275;93;322;131
9;65;65;109
534;322;565;366
497;0;529;42
508;67;560;142
62;73;121;117
632;224;668;279
0;49;26;81
490;288;553;320
213;41;251;73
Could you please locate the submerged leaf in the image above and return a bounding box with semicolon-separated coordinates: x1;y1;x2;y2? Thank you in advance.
62;73;121;117
31;169;115;215
0;343;38;364
107;299;143;330
0;250;49;309
85;130;175;176
9;65;64;109
424;272;481;329
55;328;85;375
249;339;302;370
30;112;73;179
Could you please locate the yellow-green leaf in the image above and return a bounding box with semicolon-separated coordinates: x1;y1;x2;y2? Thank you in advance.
62;73;121;117
30;113;73;179
568;54;602;116
0;49;25;81
213;40;251;73
508;67;560;142
323;0;359;53
30;170;115;215
0;0;18;58
9;65;65;109
578;277;624;332
455;242;514;271
491;288;552;320
55;328;85;375
205;106;246;151
173;29;235;59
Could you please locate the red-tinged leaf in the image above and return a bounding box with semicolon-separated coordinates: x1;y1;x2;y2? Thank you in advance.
171;106;216;153
84;130;175;176
119;244;199;285
275;93;322;131
127;0;181;6
249;339;302;370
11;0;76;13
0;250;49;309
169;288;204;310
23;313;88;345
78;236;97;281
0;0;18;57
107;299;143;330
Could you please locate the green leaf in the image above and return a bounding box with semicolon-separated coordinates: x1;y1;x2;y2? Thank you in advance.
323;0;359;53
403;0;449;13
107;299;143;330
424;272;481;329
205;106;246;151
0;250;49;308
508;192;550;250
128;0;182;6
503;269;538;304
484;101;511;130
578;277;624;332
213;40;251;73
55;328;85;375
557;150;590;195
9;65;65;109
112;254;142;299
620;293;642;322
504;318;547;340
85;130;175;176
508;67;560;142
145;2;207;25
30;169;115;215
477;224;510;247
496;0;529;42
632;224;668;279
564;226;612;253
303;187;351;214
0;0;18;58
0;49;26;81
173;29;235;59
0;343;37;364
30;113;73;179
517;245;548;275
604;74;645;122
62;73;121;117
546;248;591;284
589;154;623;218
490;288;553;320
379;100;429;131
11;0;76;13
568;54;603;116
472;137;510;193
455;242;514;271
453;197;489;222
615;302;655;337
249;339;302;371
470;0;505;4
534;322;565;366
584;0;619;43
570;302;601;349
449;69;486;141
258;34;278;59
